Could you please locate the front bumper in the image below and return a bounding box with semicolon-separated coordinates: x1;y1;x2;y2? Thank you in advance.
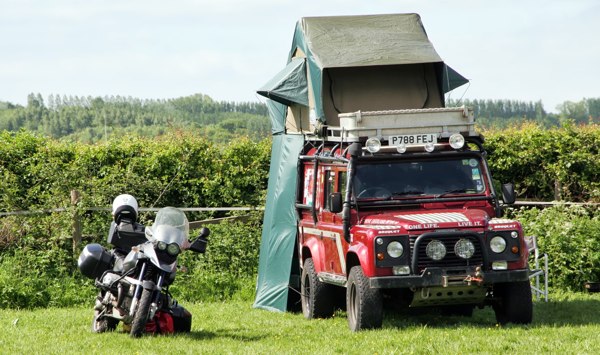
370;267;530;289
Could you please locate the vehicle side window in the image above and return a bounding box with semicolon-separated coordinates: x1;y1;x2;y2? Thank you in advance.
324;170;335;210
339;171;346;193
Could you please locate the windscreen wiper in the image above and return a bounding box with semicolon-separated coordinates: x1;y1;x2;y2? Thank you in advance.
435;189;468;198
392;190;425;196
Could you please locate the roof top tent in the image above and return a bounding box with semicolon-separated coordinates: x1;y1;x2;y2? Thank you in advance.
254;13;469;312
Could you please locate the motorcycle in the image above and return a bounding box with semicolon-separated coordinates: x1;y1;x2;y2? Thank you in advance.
78;206;209;337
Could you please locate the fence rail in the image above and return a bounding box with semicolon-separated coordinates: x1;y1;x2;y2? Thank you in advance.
2;201;599;217
1;197;596;259
0;206;263;217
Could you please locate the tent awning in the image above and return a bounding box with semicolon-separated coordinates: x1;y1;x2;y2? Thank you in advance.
257;57;309;107
442;65;469;93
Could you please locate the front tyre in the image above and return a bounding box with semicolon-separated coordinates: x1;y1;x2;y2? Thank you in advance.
130;288;153;337
91;310;118;333
493;281;533;325
301;258;334;319
346;266;383;331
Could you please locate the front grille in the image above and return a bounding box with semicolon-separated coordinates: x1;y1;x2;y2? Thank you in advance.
409;233;484;272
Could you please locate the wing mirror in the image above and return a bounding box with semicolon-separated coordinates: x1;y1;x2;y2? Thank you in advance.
329;192;343;213
501;183;516;205
189;227;210;253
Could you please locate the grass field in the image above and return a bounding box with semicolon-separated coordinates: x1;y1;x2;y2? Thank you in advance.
1;291;599;354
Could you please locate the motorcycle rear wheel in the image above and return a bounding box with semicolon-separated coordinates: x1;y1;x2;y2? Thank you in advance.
130;288;152;337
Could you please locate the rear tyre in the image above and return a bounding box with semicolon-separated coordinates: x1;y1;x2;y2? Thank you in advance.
301;258;334;319
346;266;383;331
493;281;533;325
130;288;153;337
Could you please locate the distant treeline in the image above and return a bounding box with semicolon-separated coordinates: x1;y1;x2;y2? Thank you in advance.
448;97;600;129
0;93;270;143
1;94;599;142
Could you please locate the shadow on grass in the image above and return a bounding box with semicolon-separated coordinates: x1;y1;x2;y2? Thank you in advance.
380;297;600;329
177;328;267;342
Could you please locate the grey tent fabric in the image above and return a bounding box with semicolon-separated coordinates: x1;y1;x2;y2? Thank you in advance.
286;13;468;121
296;14;443;68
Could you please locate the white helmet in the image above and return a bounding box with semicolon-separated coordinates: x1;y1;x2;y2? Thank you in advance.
112;194;139;223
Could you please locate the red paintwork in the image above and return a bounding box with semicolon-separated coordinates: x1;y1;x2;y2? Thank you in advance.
298;155;529;280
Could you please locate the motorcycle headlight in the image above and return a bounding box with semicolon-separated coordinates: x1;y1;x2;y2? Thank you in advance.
490;236;507;253
157;241;167;251
166;243;181;256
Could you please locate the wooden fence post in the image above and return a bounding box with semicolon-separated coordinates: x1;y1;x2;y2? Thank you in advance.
71;190;82;257
554;180;562;201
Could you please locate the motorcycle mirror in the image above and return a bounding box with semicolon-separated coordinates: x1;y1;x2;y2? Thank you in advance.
188;227;210;253
198;227;210;239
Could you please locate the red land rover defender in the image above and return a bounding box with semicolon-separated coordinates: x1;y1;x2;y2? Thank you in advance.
296;107;532;331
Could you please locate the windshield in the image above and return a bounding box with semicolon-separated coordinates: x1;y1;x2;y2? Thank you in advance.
145;207;190;246
353;158;486;200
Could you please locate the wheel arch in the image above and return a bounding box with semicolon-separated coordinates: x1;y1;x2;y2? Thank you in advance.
301;237;325;273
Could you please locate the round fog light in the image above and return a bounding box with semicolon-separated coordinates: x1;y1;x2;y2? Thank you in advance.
366;137;381;153
454;238;475;259
426;240;446;260
424;142;435;152
396;143;407;153
449;133;465;149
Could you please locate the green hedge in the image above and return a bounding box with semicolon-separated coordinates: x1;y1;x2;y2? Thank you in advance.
0;130;269;308
485;123;600;202
510;205;600;291
1;125;600;308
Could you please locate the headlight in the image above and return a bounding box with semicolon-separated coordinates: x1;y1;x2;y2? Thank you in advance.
387;241;404;258
166;243;181;256
490;236;507;253
454;239;475;259
426;240;446;260
157;241;167;251
365;137;381;153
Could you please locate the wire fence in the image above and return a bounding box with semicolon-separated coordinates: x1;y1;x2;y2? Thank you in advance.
1;200;597;218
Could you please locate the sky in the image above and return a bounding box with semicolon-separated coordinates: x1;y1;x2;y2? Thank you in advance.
1;0;598;113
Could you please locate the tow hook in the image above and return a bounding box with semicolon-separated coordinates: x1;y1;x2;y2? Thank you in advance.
464;267;483;285
464;275;483;285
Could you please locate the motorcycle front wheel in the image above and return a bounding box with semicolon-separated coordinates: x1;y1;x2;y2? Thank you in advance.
130;288;152;337
92;310;118;333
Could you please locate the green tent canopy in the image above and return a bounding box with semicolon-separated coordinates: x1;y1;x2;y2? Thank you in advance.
257;57;309;107
253;13;469;312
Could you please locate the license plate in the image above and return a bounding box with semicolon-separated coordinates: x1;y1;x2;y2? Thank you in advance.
388;134;437;146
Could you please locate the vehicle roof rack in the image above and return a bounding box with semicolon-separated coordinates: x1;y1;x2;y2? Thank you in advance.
324;106;477;143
